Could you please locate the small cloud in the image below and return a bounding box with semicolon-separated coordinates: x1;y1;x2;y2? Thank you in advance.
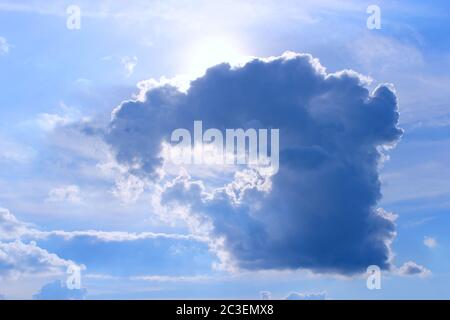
36;102;81;131
398;261;431;277
121;56;138;77
423;236;437;249
285;291;327;300
111;174;146;204
47;185;81;203
33;280;87;300
0;37;10;55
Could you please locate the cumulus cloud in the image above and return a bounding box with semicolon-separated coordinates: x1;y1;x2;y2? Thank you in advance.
397;261;431;277
0;240;73;278
33;280;87;300
47;185;82;203
423;236;437;249
285;291;327;300
111;174;147;204
102;52;403;275
0;207;32;241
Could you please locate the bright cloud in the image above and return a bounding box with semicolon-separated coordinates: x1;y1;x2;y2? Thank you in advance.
121;56;138;77
0;240;73;279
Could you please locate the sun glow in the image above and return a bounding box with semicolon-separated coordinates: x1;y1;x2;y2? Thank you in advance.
185;35;252;77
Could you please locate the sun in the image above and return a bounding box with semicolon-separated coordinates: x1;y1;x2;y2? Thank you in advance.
185;35;251;77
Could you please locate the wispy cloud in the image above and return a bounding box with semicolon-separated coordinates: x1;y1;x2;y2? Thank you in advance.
423;236;437;249
46;185;82;203
0;36;10;55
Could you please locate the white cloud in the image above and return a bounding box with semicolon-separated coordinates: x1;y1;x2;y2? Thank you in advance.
397;261;431;278
0;36;10;55
36;229;204;242
0;207;204;281
121;56;138;77
111;174;147;204
0;240;73;279
0;207;205;243
47;185;82;203
36;102;81;131
423;236;437;249
0;208;32;241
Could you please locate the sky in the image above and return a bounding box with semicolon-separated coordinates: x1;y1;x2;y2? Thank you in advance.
0;0;450;299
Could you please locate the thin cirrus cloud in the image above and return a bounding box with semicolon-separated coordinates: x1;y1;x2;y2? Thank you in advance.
102;52;404;275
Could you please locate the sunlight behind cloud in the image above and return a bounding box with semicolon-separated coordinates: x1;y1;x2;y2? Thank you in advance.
185;35;252;77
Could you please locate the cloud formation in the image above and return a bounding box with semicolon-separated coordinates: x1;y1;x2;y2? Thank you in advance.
397;261;431;277
0;207;210;280
0;240;72;278
103;52;403;274
0;207;31;241
33;280;87;300
0;207;203;242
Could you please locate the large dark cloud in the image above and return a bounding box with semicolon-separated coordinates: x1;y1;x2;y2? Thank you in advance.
104;53;403;275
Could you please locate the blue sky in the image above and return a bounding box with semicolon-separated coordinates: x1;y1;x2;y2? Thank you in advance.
0;0;450;299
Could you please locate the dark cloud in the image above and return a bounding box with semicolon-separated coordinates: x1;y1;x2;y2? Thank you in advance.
104;52;402;274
